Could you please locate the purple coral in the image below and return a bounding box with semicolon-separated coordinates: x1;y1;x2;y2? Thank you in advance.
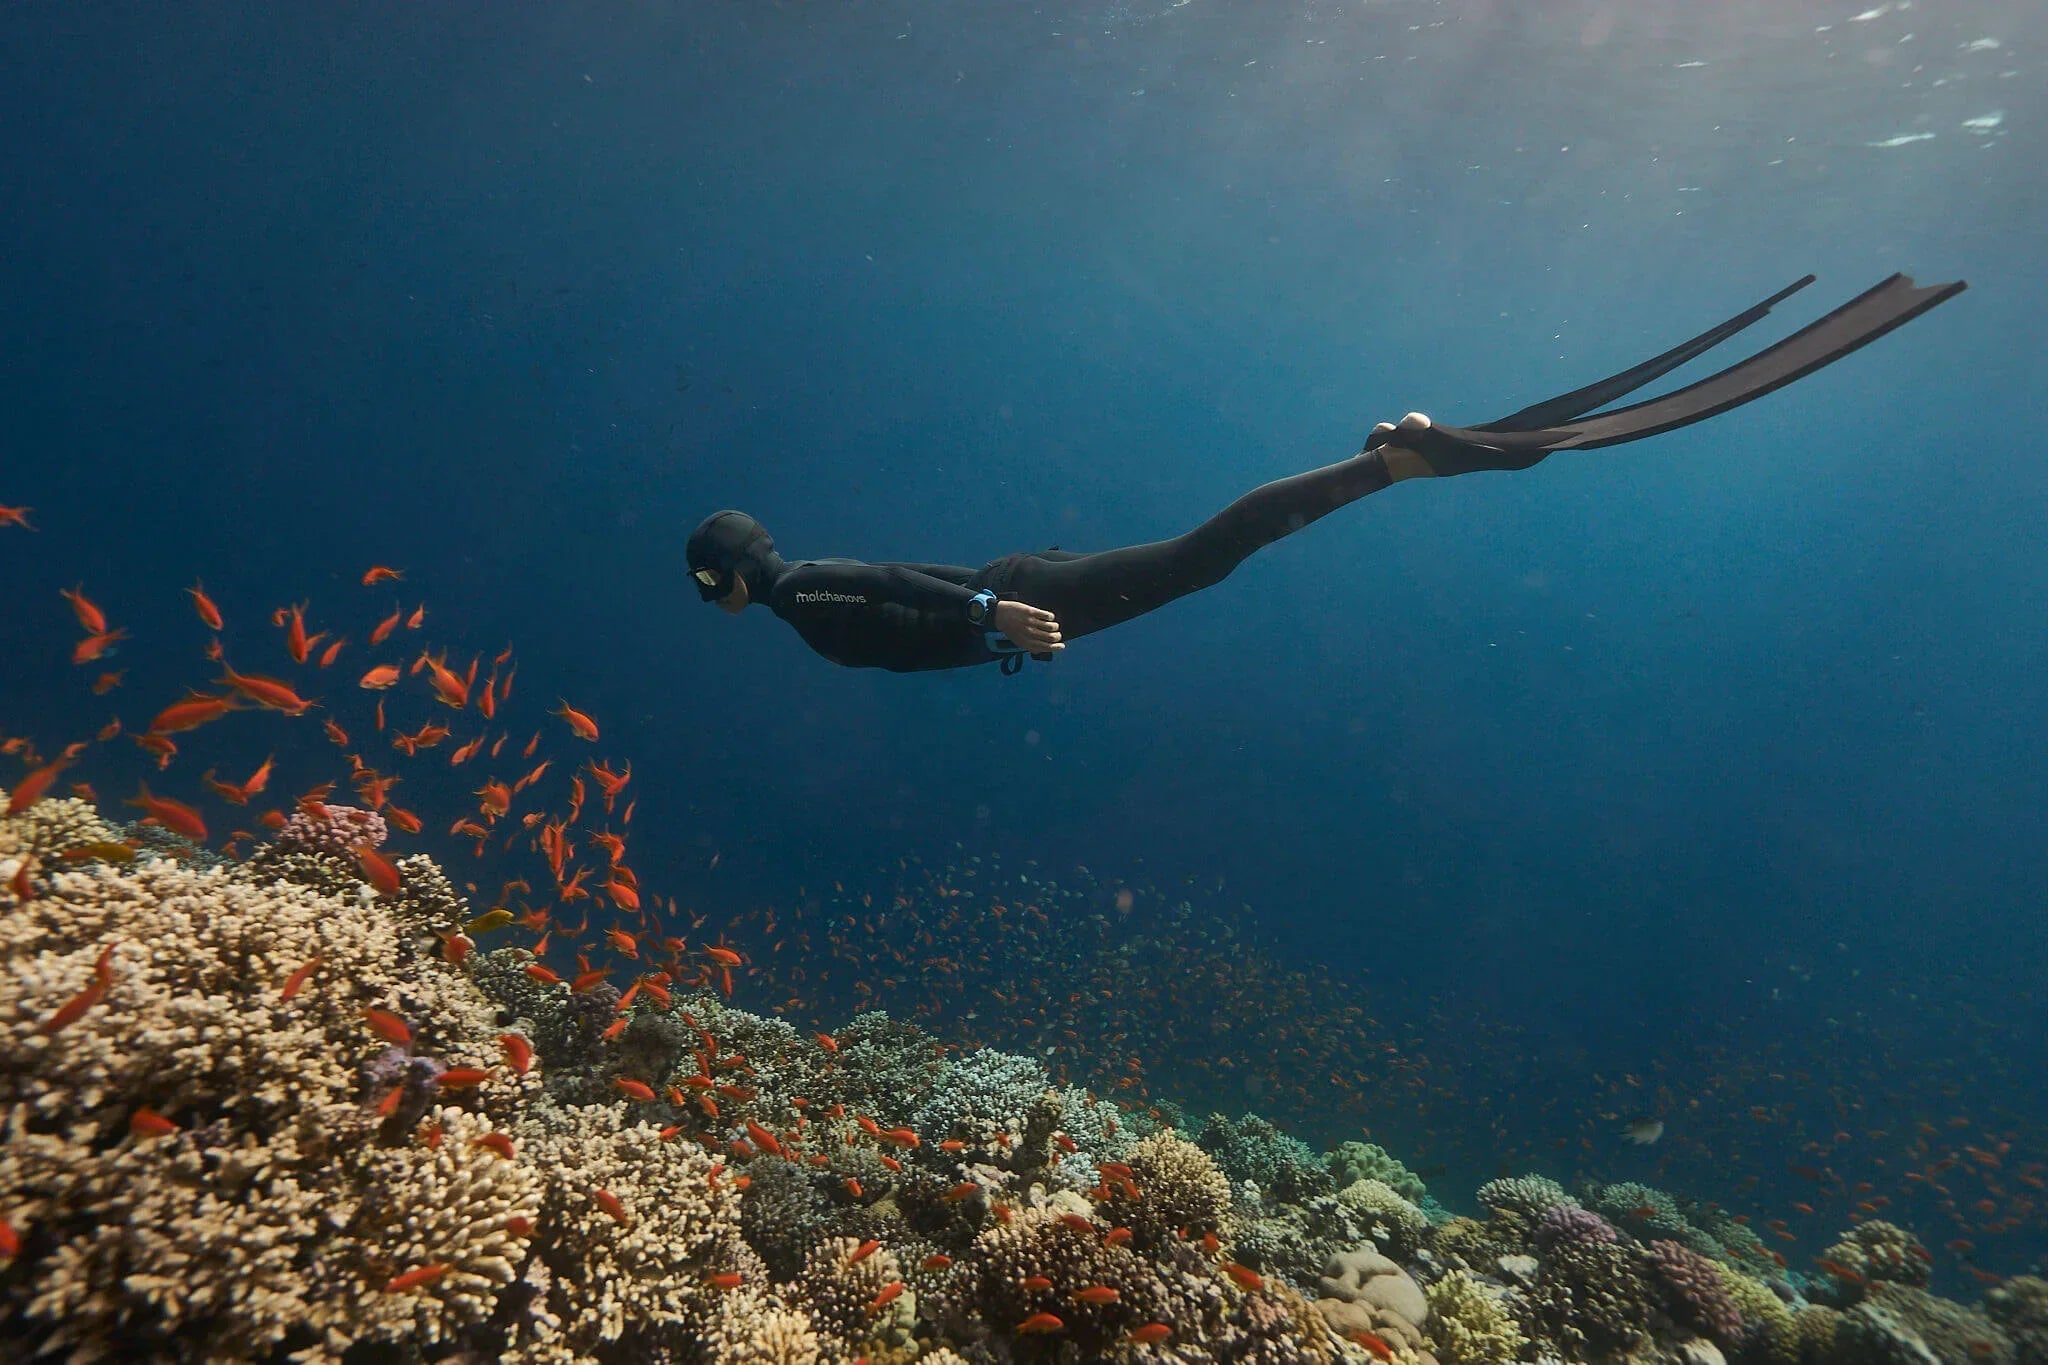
1534;1204;1621;1250
275;804;387;857
1645;1238;1743;1344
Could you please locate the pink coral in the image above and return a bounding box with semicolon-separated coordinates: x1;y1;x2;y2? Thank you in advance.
275;804;388;857
1645;1238;1743;1344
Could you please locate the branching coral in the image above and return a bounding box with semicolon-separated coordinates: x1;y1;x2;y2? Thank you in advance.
0;793;115;863
1645;1238;1743;1345
1199;1112;1334;1204
1425;1269;1526;1365
1334;1178;1428;1260
1328;1141;1429;1204
1520;1237;1659;1360
1475;1173;1577;1224
1820;1219;1931;1294
707;1284;823;1365
1108;1129;1234;1249
514;1097;752;1356
0;851;536;1361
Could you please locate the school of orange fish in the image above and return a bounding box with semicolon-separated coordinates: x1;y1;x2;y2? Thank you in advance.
3;500;2041;1288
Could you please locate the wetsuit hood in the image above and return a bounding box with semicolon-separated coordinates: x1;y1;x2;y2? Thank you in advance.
688;510;777;601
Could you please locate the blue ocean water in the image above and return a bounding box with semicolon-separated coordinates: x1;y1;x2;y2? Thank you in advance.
4;0;2044;1282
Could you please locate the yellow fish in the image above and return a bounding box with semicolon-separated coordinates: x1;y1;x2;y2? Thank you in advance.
464;908;514;934
60;841;138;865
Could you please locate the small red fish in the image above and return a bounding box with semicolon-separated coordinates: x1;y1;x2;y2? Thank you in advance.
1021;1276;1054;1291
61;585;108;635
0;505;32;530
843;1177;865;1199
849;1238;882;1264
362;1008;411;1045
1222;1263;1263;1291
746;1120;786;1158
594;1187;630;1225
384;1263;450;1293
706;946;743;967
126;783;208;842
369;606;402;646
149;691;236;735
943;1182;980;1203
186;581;224;630
1072;1285;1120;1305
525;963;563;985
0;1213;20;1258
1017;1312;1065;1335
498;1033;534;1075
72;629;128;666
1347;1330;1395;1363
615;1077;656;1102
868;1281;905;1313
471;1132;516;1160
279;956;321;1001
435;1067;490;1090
92;670;125;695
356;845;402;896
551;699;599;741
362;566;404;586
922;1253;954;1271
1127;1323;1173;1345
359;664;401;690
37;939;117;1033
130;1107;179;1139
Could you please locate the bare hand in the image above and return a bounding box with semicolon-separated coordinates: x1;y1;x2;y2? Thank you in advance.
994;599;1063;655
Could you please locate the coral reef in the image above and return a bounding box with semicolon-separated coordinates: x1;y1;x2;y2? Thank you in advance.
0;789;2022;1365
1;849;536;1360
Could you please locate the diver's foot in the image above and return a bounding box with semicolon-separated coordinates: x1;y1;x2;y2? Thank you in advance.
1373;411;1549;478
1371;413;1439;482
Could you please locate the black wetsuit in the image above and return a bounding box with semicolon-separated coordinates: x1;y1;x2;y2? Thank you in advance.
747;272;1966;674
763;448;1402;674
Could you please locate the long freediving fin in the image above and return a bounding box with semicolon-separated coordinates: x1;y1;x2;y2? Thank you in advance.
1365;273;1966;472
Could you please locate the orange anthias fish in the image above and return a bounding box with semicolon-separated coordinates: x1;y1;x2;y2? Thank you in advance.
186;581;224;631
362;565;404;586
127;783;207;842
72;629;128;666
551;700;599;741
425;653;470;709
369;606;402;646
280;603;323;665
217;664;316;715
1016;1313;1065;1335
60;585;107;635
6;756;74;816
0;505;32;529
149;691;236;735
359;663;401;690
362;1007;412;1045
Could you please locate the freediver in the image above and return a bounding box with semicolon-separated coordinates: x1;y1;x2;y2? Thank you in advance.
687;273;1964;675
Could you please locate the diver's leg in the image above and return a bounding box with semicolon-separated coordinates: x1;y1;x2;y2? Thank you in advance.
1006;445;1414;640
